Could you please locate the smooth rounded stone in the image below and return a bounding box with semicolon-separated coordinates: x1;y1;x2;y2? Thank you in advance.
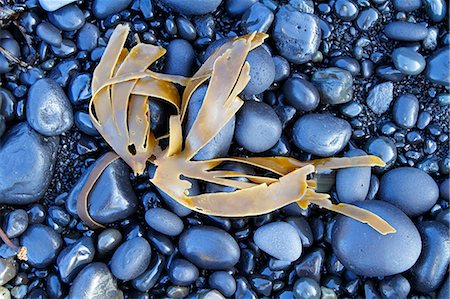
20;224;62;268
158;0;222;15
68;73;91;105
334;0;359;21
379;167;439;216
48;59;80;87
111;237;151;281
132;253;165;292
176;17;196;41
254;222;302;262
295;248;324;282
51;39;77;58
36;22;62;47
366;82;394;115
169;259;199;286
423;0;447;22
336;149;371;203
39;0;77;11
0;88;16;121
332;201;422;277
57;236;95;283
286;216;314;248
356;8;379;31
393;0;421;11
69;263;122;299
241;47;275;96
273;5;321;64
65;158;138;223
425;48;450;86
209;271;236;297
0;258;17;286
179;226;240;270
241;3;274;33
0;38;20;74
145;208;184;237
3;209;28;238
48;4;85;31
293;277;321;299
384;22;428;41
77;23;100;51
331;56;360;76
392;94;419;129
226;0;257;16
411;221;450;293
0;123;58;204
97;228;122;256
27;78;73;136
93;0;132;18
74;111;98;136
283;78;319;112
311;67;353;105
185;85;235;160
235;101;282;153
379;275;411;298
273;55;290;82
365;136;397;169
292;113;351;157
440;178;450;201
392;47;426;76
19;66;45;85
163;39;195;77
376;65;405;82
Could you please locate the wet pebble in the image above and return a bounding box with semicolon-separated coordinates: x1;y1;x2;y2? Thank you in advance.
332;200;422;277
242;46;275;96
57;236;95;283
334;0;359;21
27;78;73;136
48;4;85;31
379;167;439;216
92;0;132;18
111;237;151;281
68;73;92;105
440;178;449;201
163;39;195;77
36;22;62;47
51;39;77;58
97;228;122;256
295;248;324;282
378;275;411;298
365;136;397;169
393;0;421;11
132;253;165;292
311;67;353;105
241;3;274;33
77;23;100;52
209;271;236;297
366;81;394;114
0;39;20;74
0;258;17;286
292;113;351;157
38;0;77;11
283;77;319;112
286;216;314;248
392;47;426;75
226;0;257;16
273;55;290;82
158;0;222;15
392;94;419;129
423;0;447;22
356;8;379;31
273;5;321;64
179;226;240;270
384;22;428;41
254;221;302;261
20;224;62;268
145;208;184;237
3;209;28;238
331;56;360;76
74;111;99;136
293;277;321;299
425;48;450;86
169;259;199;286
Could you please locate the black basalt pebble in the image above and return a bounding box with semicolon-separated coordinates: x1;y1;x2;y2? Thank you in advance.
92;0;132;19
163;39;195;77
57;236;95;283
157;0;222;15
241;47;275;96
169;258;199;286
3;209;28;239
48;4;85;31
110;237;152;281
209;271;236;297
282;77;320;112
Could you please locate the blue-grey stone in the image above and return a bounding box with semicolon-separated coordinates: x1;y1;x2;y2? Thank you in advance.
393;0;422;11
423;0;447;22
425;48;450;86
36;22;62;47
92;0;132;18
163;39;195;77
392;94;419;129
366;82;394;114
334;0;359;21
157;0;222;15
311;67;353;105
20;224;62;268
392;47;426;75
283;77;319;112
38;0;77;11
48;4;85;31
57;236;95;283
169;259;199;286
384;22;428;41
111;237;151;281
77;23;100;51
145;208;184;237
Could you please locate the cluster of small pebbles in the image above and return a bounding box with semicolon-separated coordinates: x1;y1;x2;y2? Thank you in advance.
0;0;448;298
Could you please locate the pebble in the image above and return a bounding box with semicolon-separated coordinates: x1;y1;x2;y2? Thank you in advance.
283;77;319;111
241;3;274;33
38;0;77;12
241;46;275;96
0;39;20;74
365;136;397;169
425;47;450;86
3;209;28;238
391;47;426;75
423;0;447;22
158;0;223;15
26;78;73;136
393;0;422;11
169;259;199;286
376;65;405;82
92;0;132;18
366;82;394;114
331;56;360;76
384;22;429;41
226;0;257;16
440;178;449;201
69;263;122;299
336;149;371;203
48;4;85;31
111;237;151;281
65;158;138;224
0;258;17;286
332;200;422;277
179;226;240;270
186;85;235;160
20;224;62;268
293;277;321;299
273;55;290;82
0;88;15;121
145;208;184;237
334;0;359;21
356;8;379;31
163;39;195;77
235;101;282;153
51;39;77;58
209;271;236;297
57;236;95;283
292;113;351;157
273;5;321;64
311;67;353;105
286;216;314;248
379;275;411;298
411;221;450;293
74;111;98;136
97;228;122;256
254;222;302;262
48;59;80;87
392;94;419;129
36;22;62;47
0;123;58;205
295;248;325;282
132;253;165;292
379;167;439;216
77;23;100;52
68;73;92;105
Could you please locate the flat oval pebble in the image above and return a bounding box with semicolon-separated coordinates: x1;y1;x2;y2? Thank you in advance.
209;271;236;297
392;47;426;75
179;226;240;270
241;3;274;33
332;200;422;277
334;0;359;21
20;224;62;268
0;39;20;74
48;4;85;31
241;47;275;96
69;263;122;299
425;48;450;86
393;0;422;11
356;8;379;31
440;178;450;201
384;22;429;41
110;237;151;281
379;167;439;216
169;259;199;286
254;222;302;262
283;77;319;111
392;94;419;129
235;101;281;153
292;113;351;157
331;56;360;75
158;0;222;15
39;0;77;12
97;228;122;256
311;67;353;105
3;209;28;238
423;0;447;22
145;208;184;237
92;0;132;18
163;39;195;77
36;22;62;47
